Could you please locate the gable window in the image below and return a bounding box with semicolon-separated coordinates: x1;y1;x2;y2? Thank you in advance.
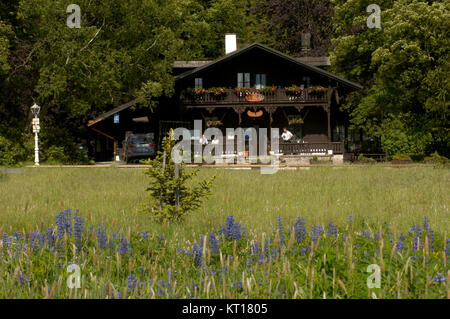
195;78;203;89
237;73;250;87
255;74;266;89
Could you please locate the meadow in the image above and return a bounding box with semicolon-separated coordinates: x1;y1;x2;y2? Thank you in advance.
0;166;449;298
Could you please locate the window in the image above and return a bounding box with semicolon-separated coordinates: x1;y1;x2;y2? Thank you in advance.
237;73;250;87
302;76;311;88
255;74;266;89
195;78;203;89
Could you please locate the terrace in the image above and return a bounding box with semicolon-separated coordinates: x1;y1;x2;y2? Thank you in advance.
180;87;330;108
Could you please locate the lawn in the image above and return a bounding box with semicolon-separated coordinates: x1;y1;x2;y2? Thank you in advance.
0;166;449;298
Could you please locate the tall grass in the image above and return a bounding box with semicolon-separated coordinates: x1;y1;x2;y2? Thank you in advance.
0;166;448;298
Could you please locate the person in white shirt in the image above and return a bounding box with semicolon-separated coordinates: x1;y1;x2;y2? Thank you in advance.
199;134;208;145
211;136;219;145
281;128;293;141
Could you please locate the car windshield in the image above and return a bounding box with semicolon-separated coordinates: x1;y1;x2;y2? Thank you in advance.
130;137;152;144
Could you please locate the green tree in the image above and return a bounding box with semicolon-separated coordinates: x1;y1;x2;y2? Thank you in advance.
331;0;449;156
142;131;216;222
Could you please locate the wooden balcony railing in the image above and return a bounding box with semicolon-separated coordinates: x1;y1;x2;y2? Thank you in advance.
186;140;344;157
180;88;329;106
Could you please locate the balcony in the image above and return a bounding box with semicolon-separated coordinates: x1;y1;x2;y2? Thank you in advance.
180;87;329;107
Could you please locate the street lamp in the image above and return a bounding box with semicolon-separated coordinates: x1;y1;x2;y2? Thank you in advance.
31;103;41;166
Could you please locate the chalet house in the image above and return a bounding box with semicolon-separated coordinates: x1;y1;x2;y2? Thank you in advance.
88;36;366;163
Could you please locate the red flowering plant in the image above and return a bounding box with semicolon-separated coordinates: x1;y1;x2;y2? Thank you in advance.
207;87;227;96
307;85;327;95
257;85;277;95
285;84;304;96
235;87;253;97
206;120;223;127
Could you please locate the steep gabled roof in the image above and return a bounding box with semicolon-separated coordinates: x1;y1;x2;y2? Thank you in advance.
175;42;362;90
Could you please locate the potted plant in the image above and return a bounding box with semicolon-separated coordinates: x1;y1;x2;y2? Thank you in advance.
235;87;253;97
208;87;227;97
257;85;277;95
288;117;304;125
308;85;327;96
206;120;223;128
285;84;304;96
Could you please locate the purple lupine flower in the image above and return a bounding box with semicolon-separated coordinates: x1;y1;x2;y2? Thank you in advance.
327;222;338;238
347;215;353;224
141;231;149;241
232;222;242;240
276;216;284;244
30;231;40;252
445;239;450;256
56;209;72;238
157;233;165;241
225;216;235;238
374;232;380;241
209;233;219;256
362;230;370;239
95;224;107;249
422;217;430;231
432;273;446;283
295;217;306;243
233;280;242;289
192;242;202;268
127;275;138;290
73;212;85;251
118;235;130;255
16;271;29;286
395;235;407;254
311;224;323;243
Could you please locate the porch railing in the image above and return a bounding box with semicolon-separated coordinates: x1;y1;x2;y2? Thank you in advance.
180;88;328;106
186;140;344;157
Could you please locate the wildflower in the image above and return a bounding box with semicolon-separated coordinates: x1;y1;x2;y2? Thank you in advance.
127;275;139;290
362;230;370;239
209;233;219;256
95;224;107;249
142;231;149;241
295;217;306;243
233;280;242;289
118;235;131;255
73;212;85;251
395;235;407;254
192;242;202;267
347;215;353;224
311;224;323;243
157;233;165;241
276;216;284;244
432;273;446;283
422;217;430;231
327;222;338;238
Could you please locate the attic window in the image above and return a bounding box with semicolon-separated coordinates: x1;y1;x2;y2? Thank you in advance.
195;78;203;89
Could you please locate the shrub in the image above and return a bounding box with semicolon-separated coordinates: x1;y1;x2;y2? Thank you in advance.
357;154;376;163
392;153;412;161
424;152;449;167
0;134;33;166
141;130;216;222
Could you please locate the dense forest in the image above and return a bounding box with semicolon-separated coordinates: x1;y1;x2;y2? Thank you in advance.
0;0;448;165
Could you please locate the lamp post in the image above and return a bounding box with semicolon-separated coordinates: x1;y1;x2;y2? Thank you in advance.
31;103;41;166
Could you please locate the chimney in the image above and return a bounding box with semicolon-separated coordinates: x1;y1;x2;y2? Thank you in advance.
225;34;237;55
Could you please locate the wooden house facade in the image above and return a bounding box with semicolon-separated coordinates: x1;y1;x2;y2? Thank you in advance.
88;42;365;162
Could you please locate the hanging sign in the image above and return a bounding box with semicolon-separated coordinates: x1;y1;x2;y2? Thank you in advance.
245;93;265;102
114;113;120;124
247;109;264;118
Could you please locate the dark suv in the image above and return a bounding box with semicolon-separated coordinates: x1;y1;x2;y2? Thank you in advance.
123;133;156;163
